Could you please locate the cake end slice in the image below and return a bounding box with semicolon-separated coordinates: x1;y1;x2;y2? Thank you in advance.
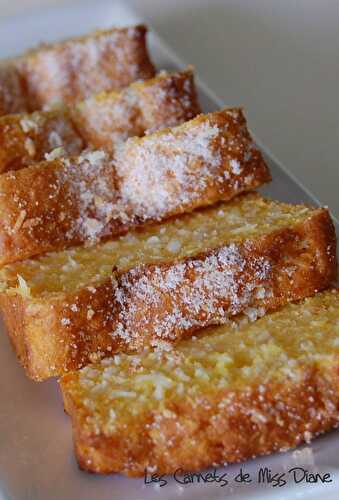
60;289;339;475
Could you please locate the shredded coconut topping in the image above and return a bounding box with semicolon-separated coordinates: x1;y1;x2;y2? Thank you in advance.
20;117;39;133
61;289;339;467
45;147;65;161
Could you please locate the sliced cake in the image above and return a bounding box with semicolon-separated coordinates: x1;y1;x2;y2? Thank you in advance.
0;109;270;264
0;193;335;379
60;289;339;475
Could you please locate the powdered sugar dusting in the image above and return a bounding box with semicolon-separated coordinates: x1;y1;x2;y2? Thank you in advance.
75;89;141;151
56;151;128;242
0;70;198;173
17;25;154;109
116;109;267;220
74;69;200;153
111;243;272;345
116;119;221;218
137;69;200;132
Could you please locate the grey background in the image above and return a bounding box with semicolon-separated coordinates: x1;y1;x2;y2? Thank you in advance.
0;0;338;216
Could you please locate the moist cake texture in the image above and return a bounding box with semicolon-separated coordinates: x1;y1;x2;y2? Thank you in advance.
60;289;339;475
0;193;335;379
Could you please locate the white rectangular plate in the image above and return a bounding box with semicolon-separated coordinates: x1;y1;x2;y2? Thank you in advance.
0;1;338;499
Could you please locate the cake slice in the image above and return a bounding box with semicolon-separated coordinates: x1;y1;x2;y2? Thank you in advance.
0;69;200;173
0;193;335;380
0;109;270;265
0;25;155;116
60;289;339;475
72;68;200;152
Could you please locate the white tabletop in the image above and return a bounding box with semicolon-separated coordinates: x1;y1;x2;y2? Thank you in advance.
0;0;338;217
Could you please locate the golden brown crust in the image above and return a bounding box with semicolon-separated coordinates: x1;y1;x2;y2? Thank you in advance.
61;364;339;475
0;153;124;263
0;64;28;115
0;206;335;380
0;109;271;266
0;25;155;116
